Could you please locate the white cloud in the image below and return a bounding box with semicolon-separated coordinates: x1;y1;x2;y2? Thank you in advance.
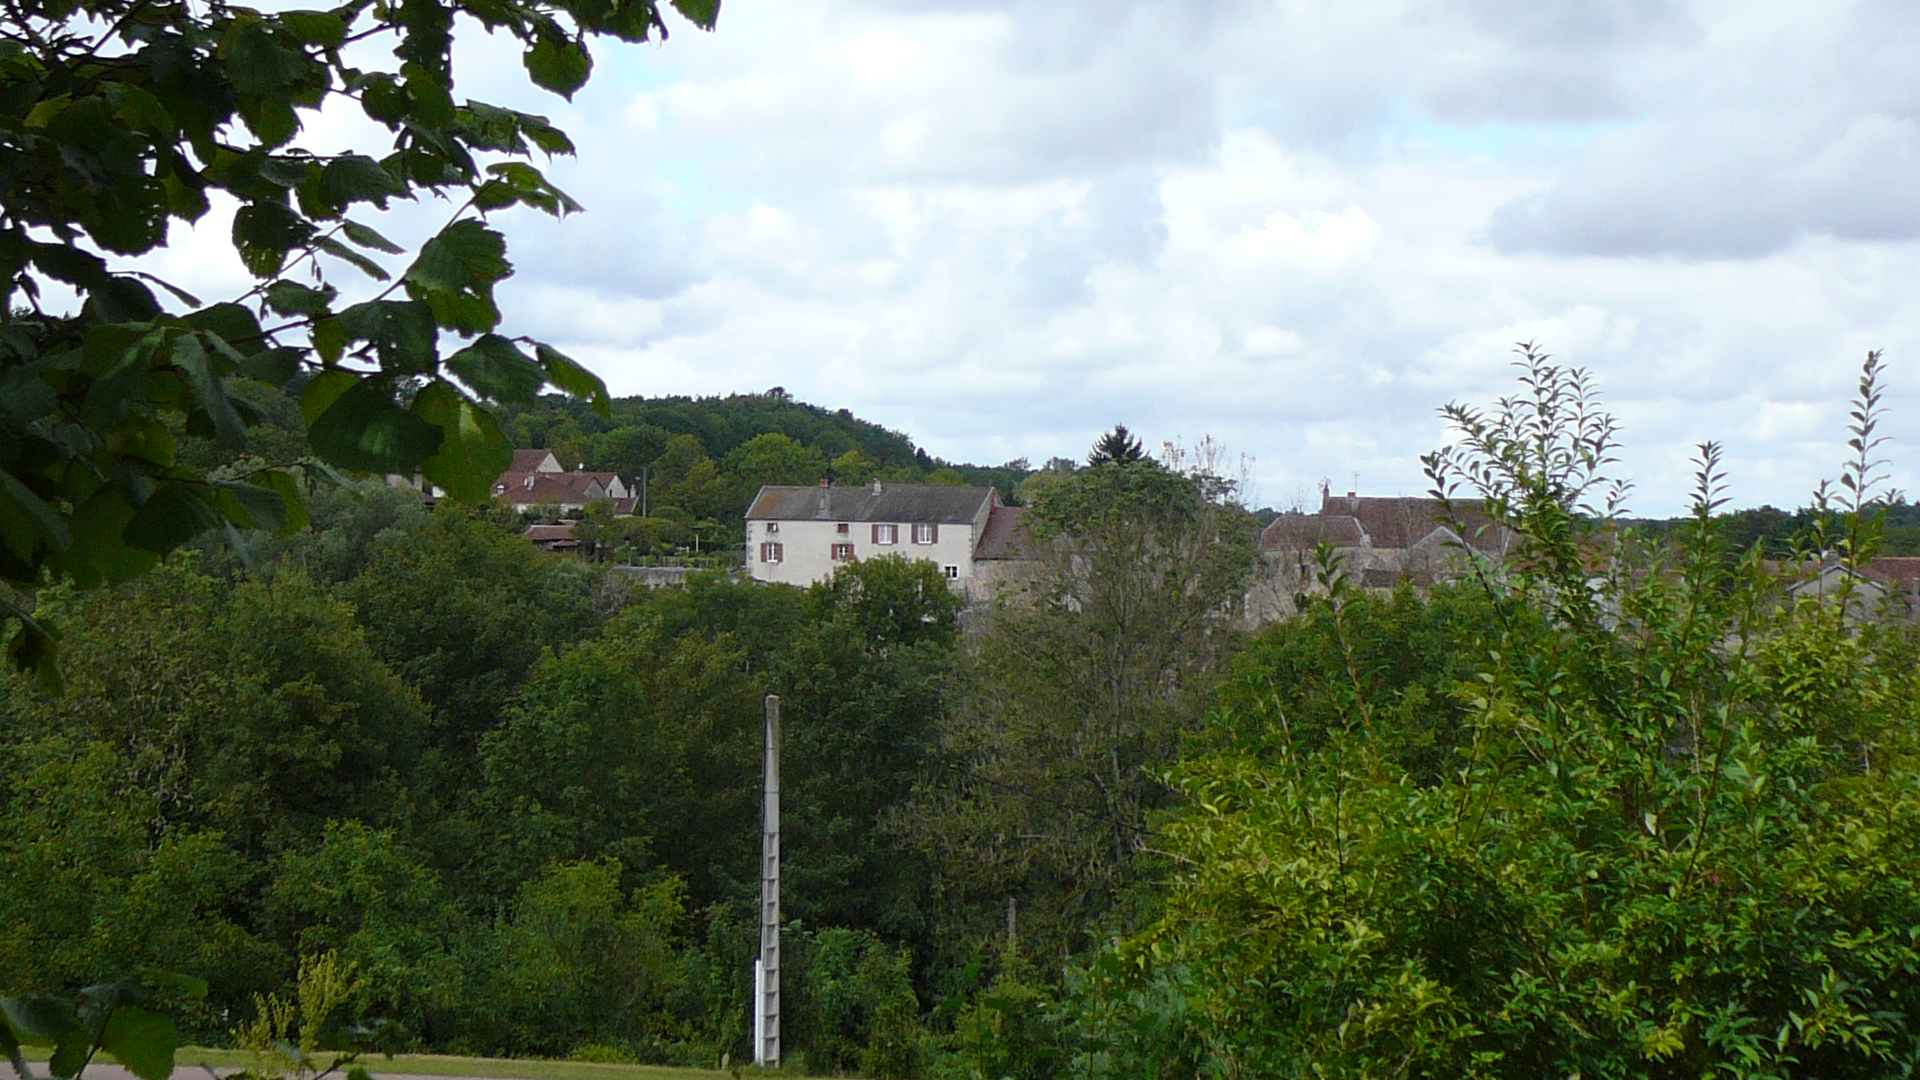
126;0;1920;513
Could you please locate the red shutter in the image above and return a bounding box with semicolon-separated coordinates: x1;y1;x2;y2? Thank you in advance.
928;523;938;543
871;523;881;543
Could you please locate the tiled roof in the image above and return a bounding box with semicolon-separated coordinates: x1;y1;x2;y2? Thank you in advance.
493;471;622;505
1864;557;1920;587
748;483;994;524
974;504;1030;560
512;449;562;473
525;523;576;541
1262;495;1511;554
1261;512;1365;549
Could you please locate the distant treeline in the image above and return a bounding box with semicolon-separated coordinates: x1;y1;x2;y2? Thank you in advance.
1629;499;1920;557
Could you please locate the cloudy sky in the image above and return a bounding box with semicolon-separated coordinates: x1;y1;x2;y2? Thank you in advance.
152;0;1920;512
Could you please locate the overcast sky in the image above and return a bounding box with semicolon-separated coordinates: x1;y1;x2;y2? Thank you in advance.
153;0;1920;512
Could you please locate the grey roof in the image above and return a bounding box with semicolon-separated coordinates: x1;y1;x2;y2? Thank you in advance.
748;484;994;524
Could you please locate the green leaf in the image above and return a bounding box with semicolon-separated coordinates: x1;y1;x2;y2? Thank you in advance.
520;116;576;156
359;75;409;124
172;334;248;447
472;181;520;211
258;156;315;188
210;479;292;534
525;32;592;99
226;21;297;96
162;174;211;221
313;236;391;281
57;484;158;587
404;221;510;334
139;972;208;1002
1;609;61;692
238;347;304;384
252;470;310;535
341;220;403;254
306;377;445;473
333;300;437;373
124;483;223;555
0;467;72;560
264;280;337;318
24;94;71;128
405;71;456;127
670;0;721;31
535;343;609;415
279;10;347;48
182;301;263;349
318;155;397;211
232;201;315;277
98;1008;174;1080
46;1027;86;1079
0;1009;20;1062
408;220;510;290
412;380;513;501
241;97;300;148
446;334;545;404
311;315;348;365
300;369;358;425
0;997;79;1044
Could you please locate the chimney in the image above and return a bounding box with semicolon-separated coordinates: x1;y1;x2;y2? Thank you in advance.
1346;490;1356;499
872;478;883;495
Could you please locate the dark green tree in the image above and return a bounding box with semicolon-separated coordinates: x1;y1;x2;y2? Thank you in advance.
473;612;763;904
1086;424;1145;467
913;460;1258;960
779;556;960;945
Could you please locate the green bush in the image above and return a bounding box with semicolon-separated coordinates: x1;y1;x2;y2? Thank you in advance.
789;926;923;1078
943;950;1062;1080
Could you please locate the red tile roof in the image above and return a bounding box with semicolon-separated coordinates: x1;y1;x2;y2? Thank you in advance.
974;504;1030;560
493;470;622;506
511;449;562;473
1262;494;1511;554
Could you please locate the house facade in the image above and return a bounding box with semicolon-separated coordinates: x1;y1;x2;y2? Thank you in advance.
746;481;1013;591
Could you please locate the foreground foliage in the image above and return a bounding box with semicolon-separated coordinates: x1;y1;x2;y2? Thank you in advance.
1071;350;1920;1078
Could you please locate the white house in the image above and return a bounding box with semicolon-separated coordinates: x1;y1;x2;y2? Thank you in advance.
746;480;1014;590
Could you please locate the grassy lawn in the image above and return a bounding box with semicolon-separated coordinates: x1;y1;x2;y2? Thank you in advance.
26;1048;815;1080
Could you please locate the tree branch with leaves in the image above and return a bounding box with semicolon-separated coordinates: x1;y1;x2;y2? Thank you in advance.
0;0;719;682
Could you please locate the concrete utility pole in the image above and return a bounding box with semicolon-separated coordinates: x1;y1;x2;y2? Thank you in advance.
754;694;782;1068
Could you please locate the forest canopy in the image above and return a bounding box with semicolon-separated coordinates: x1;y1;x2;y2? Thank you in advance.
3;351;1920;1079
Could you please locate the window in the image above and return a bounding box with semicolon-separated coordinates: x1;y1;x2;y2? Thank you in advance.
913;522;939;544
872;523;898;545
944;565;959;580
759;542;783;563
831;543;855;561
766;522;779;534
837;522;850;535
